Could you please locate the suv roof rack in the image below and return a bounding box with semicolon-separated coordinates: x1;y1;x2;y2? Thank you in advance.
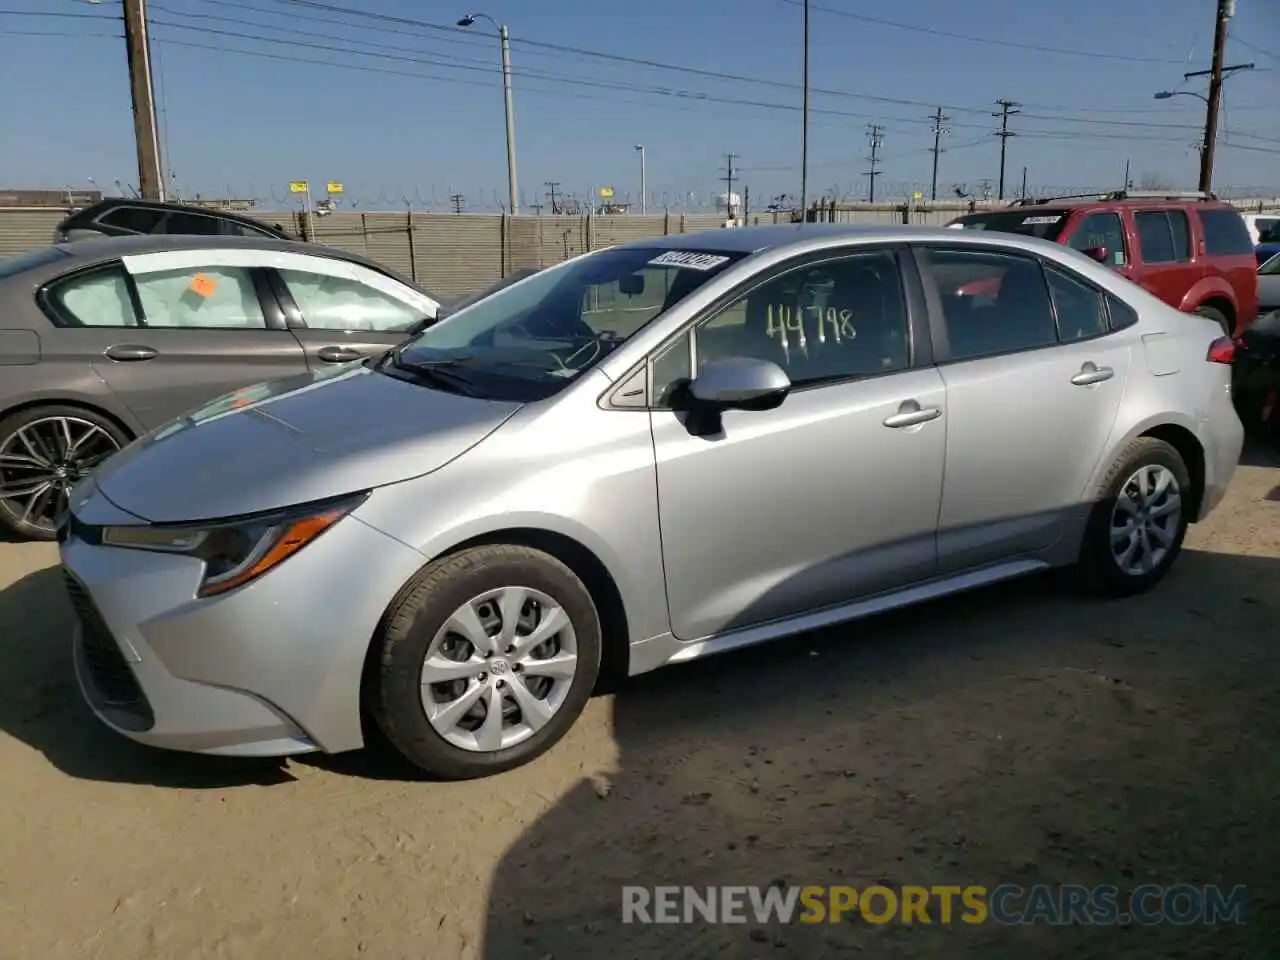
1007;189;1219;207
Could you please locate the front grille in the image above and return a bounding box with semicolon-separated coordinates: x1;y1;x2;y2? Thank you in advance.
62;568;154;729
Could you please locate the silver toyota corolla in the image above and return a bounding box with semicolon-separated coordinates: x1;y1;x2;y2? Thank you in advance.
59;224;1244;779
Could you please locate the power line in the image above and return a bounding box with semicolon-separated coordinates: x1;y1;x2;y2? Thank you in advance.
775;0;1192;65
865;125;884;203
993;99;1021;201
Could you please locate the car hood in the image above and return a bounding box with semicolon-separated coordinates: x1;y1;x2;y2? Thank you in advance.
88;362;522;524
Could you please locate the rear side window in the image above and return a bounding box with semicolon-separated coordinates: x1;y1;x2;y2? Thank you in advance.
1200;209;1254;256
1106;293;1139;331
219;219;275;238
157;211;222;235
1045;265;1108;342
48;267;138;327
97;206;166;234
1134;211;1190;264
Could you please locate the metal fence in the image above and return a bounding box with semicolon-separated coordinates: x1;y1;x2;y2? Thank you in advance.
3;197;1278;298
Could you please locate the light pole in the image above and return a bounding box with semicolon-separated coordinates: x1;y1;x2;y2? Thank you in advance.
1153;90;1209;104
800;0;810;220
634;144;646;215
458;12;519;215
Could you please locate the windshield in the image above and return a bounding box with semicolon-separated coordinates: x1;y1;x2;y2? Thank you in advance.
387;246;746;400
0;245;69;280
950;210;1072;242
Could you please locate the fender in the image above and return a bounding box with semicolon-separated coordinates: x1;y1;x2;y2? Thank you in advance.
1178;275;1236;315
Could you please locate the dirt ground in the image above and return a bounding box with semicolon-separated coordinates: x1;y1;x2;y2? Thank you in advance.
1;449;1278;960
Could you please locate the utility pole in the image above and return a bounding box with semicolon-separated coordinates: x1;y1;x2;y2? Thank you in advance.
1020;166;1028;201
122;0;165;200
992;98;1021;201
928;107;951;201
1188;0;1250;194
721;153;738;223
545;181;561;214
799;0;811;217
864;125;884;203
450;193;465;213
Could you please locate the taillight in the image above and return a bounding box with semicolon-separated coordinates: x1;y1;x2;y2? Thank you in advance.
1206;336;1237;364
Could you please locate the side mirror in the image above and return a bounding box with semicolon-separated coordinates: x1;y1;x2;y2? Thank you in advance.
689;356;791;410
1082;245;1109;264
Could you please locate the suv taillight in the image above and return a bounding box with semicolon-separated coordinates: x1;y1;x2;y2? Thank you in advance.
1206;336;1237;364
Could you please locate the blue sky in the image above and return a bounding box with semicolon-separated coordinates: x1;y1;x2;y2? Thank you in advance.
1;0;1278;210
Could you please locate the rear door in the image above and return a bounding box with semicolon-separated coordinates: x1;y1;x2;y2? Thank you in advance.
1127;207;1199;307
263;255;440;368
42;256;309;429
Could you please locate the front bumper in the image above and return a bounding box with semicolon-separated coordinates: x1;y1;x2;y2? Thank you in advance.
59;500;428;758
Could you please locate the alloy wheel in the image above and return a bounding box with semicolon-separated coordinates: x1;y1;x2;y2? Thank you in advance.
1108;463;1182;577
0;416;121;534
419;586;579;752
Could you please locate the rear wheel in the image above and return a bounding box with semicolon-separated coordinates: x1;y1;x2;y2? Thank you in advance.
1074;437;1192;597
371;544;602;779
1195;304;1232;337
0;405;129;541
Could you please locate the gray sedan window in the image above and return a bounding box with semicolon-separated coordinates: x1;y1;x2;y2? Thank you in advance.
52;268;138;327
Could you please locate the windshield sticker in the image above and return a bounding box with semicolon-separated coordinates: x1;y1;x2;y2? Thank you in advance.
647;251;731;271
1021;215;1062;225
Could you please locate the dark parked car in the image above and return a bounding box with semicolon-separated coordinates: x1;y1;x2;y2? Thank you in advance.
949;190;1259;335
1233;309;1280;445
54;198;295;243
0;235;442;540
1259;250;1280;314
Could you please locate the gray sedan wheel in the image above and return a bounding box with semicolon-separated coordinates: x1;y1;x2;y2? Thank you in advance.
1075;436;1191;597
372;544;602;779
0;405;128;541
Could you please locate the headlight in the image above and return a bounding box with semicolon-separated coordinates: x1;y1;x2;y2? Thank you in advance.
101;493;367;598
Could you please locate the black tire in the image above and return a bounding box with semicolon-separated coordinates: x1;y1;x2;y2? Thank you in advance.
1074;437;1192;598
1194;304;1232;337
0;404;131;542
371;544;602;780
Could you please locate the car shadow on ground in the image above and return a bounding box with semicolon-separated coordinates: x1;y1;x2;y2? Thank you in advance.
477;548;1280;959
0;565;295;787
1240;435;1280;469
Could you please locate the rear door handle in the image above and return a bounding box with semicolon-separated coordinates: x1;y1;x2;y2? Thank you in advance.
883;400;942;429
1071;362;1114;386
316;345;365;363
104;344;158;362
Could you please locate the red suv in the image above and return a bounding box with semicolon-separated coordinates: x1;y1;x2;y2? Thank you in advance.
949;191;1259;335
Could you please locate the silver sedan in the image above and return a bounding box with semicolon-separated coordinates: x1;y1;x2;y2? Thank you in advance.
59;224;1244;779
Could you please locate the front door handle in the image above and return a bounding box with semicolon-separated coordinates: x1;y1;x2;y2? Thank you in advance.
883;400;942;429
1071;362;1114;386
103;344;158;362
316;345;365;363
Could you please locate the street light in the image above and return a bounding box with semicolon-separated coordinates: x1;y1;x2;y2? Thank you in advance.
458;12;519;215
1153;90;1210;104
634;144;646;215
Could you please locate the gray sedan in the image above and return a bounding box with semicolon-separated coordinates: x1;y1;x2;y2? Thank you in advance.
1259;252;1280;314
60;224;1243;780
0;235;441;539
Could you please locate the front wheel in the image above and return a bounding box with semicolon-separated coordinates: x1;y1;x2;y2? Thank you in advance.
371;544;602;779
0;405;129;541
1074;437;1192;597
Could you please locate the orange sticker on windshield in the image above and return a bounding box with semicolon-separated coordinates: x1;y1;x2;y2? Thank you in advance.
189;273;217;298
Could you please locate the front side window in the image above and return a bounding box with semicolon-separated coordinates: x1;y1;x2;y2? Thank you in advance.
1067;212;1127;267
390;246;746;399
1200;209;1254;256
280;268;422;333
49;267;136;327
679;251;910;391
919;248;1058;361
157;211;222;236
219;219;276;238
132;266;266;328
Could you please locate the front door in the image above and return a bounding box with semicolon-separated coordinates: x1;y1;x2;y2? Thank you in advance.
914;245;1132;572
267;260;439;368
648;248;947;641
45;261;309;429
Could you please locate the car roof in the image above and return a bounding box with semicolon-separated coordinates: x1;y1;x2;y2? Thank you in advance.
619;222;1069;256
63;197;289;229
19;235;438;299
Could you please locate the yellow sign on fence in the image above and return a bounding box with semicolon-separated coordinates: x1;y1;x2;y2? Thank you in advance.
326;181;344;194
599;186;615;198
288;180;309;193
